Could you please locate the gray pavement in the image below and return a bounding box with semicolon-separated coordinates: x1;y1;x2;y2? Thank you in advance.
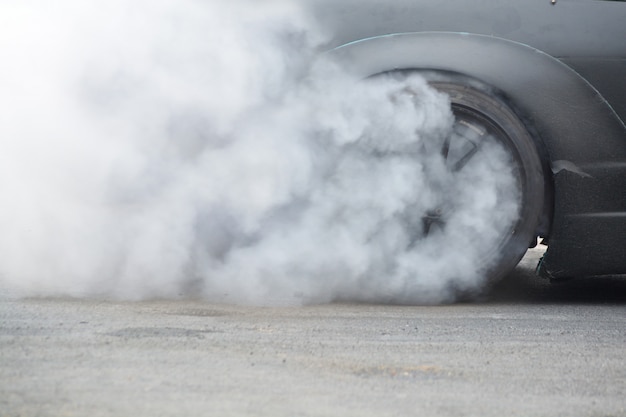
1;248;626;417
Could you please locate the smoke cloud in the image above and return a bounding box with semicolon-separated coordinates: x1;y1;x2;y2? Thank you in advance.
0;0;519;305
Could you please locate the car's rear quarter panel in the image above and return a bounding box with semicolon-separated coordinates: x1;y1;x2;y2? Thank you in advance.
304;0;626;278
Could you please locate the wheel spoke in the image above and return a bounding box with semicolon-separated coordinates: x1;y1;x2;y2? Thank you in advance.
451;142;481;172
422;210;445;236
441;135;451;160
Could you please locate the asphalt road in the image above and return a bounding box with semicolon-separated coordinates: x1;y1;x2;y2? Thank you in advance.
1;248;625;417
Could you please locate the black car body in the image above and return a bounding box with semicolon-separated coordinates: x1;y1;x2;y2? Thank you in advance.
302;0;626;280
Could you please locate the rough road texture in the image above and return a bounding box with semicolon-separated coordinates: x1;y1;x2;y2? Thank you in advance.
2;248;626;417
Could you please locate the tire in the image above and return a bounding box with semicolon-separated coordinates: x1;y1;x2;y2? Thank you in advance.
427;80;545;285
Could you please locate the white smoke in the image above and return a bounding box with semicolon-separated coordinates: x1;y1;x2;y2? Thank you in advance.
0;0;519;305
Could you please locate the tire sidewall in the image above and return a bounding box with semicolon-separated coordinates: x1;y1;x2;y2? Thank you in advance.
430;81;545;285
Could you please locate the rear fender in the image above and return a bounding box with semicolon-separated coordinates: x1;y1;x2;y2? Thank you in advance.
324;32;626;278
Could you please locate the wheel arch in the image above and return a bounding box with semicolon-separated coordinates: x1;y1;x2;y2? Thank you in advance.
323;32;626;278
325;31;626;164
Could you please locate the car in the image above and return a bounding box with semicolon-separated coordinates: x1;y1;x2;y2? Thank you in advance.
1;0;624;303
301;0;626;284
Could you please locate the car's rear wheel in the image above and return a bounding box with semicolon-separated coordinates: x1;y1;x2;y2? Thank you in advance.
411;80;545;287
